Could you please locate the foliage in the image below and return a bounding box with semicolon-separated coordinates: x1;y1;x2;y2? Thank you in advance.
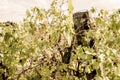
0;0;120;80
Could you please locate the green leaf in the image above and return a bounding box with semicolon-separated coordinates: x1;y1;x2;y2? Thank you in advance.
4;32;12;43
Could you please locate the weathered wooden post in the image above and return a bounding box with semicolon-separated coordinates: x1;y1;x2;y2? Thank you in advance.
73;11;96;79
73;10;90;46
62;10;91;64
